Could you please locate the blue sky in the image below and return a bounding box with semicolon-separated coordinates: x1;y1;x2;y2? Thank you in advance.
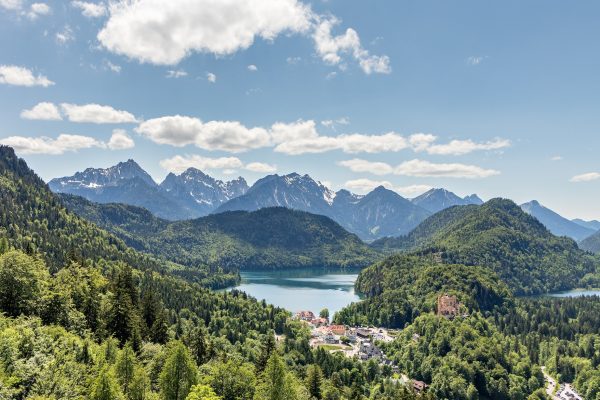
0;0;599;219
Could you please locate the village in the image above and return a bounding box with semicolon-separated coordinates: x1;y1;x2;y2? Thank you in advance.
292;294;465;394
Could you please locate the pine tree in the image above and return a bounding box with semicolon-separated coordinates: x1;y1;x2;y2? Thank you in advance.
115;343;137;395
187;324;211;365
256;333;276;372
306;365;323;399
159;341;198;400
90;367;125;400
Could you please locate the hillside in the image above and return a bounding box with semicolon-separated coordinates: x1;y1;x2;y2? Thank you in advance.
371;199;598;295
335;254;512;328
59;194;380;270
580;230;600;253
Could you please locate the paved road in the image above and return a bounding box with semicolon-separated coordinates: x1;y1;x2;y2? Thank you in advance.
542;367;557;399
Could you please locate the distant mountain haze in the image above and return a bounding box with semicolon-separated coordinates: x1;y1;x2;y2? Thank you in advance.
520;200;595;241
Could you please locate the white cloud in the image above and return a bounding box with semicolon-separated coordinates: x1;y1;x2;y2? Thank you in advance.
71;1;106;18
56;26;75;44
61;103;138;124
395;159;500;179
0;65;54;87
245;162;277;173
274;131;412;155
96;0;387;75
270;119;319;143
159;154;244;174
105;61;121;73
107;129;135;150
344;178;431;197
424;138;510;156
136;115;271;152
98;0;313;65
344;178;394;194
206;72;217;83
313;17;391;74
0;134;105;155
247;64;258;71
551;155;563;161
0;0;22;10
20;102;62;121
337;159;394;176
570;172;600;183
166;69;187;78
27;3;50;19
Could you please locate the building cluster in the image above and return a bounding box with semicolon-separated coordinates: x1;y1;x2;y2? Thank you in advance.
436;294;461;319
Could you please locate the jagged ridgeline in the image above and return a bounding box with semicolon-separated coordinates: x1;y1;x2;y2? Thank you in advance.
58;194;380;270
371;199;599;295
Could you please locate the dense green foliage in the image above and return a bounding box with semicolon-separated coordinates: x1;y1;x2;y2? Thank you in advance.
372;199;598;295
385;313;544;399
335;255;512;328
59;193;379;271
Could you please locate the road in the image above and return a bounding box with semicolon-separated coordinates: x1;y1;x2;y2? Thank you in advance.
541;367;557;399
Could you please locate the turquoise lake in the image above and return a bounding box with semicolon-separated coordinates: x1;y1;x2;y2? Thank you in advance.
229;268;362;318
547;289;600;298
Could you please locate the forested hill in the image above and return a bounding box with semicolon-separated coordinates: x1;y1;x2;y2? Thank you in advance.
0;146;162;272
371;198;599;295
59;193;380;270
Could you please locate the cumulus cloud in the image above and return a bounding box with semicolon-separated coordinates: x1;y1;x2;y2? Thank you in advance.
313;17;391;74
160;154;244;174
245;162;277;173
247;64;258;71
0;134;105;155
135;116;510;159
0;65;54;87
104;60;121;73
206;72;217;83
570;172;600;183
344;178;432;197
27;3;50;19
71;1;106;18
395;159;500;179
95;0;388;74
160;155;276;175
0;0;22;10
107;129;135;150
98;0;313;65
20;102;62;121
340;158;499;179
424;138;510;156
337;159;394;175
61;103;138;124
136;115;271;152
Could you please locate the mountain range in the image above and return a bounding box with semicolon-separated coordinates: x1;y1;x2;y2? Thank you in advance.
49;161;485;241
48;160;249;220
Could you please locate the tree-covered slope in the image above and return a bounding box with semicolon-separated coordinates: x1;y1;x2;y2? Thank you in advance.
580;230;600;254
59;193;380;270
335;255;512;327
371;199;598;295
